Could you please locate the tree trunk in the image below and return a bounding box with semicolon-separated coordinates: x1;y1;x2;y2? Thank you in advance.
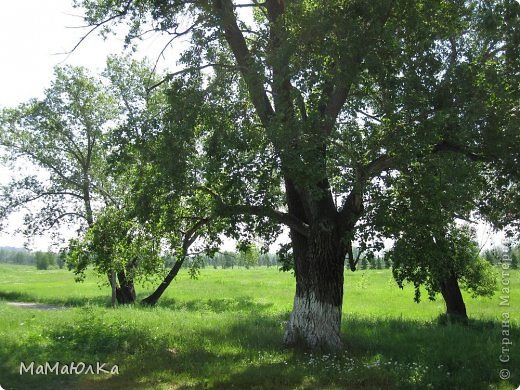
141;259;185;306
110;270;117;307
283;225;347;351
439;272;468;321
115;271;136;304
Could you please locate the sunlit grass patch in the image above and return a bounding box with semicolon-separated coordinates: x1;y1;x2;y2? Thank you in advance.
0;265;518;389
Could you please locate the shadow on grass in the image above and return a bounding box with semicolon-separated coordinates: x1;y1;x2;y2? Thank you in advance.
154;296;274;313
0;290;274;315
0;290;37;302
0;307;517;390
0;289;112;307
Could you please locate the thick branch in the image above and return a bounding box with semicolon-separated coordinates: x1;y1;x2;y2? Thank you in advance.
182;217;210;251
322;83;351;136
141;217;210;306
213;0;275;129
292;86;308;121
218;204;310;237
432;140;492;163
356;109;383;123
338;153;395;231
364;154;396;177
320;1;395;136
266;0;295;124
147;63;236;92
194;185;309;235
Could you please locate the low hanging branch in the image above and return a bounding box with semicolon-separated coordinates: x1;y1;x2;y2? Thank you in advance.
213;0;275;129
217;203;310;237
194;185;310;236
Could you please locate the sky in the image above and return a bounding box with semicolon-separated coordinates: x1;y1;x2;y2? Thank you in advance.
0;0;181;250
0;1;506;251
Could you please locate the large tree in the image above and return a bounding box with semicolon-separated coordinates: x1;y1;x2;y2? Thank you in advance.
74;0;519;349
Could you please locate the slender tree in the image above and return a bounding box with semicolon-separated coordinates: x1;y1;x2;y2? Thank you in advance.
0;65;138;303
0;66;113;234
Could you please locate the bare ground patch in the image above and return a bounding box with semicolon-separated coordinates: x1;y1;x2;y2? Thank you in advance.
6;302;65;310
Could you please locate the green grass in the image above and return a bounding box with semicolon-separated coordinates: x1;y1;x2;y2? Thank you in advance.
0;264;518;389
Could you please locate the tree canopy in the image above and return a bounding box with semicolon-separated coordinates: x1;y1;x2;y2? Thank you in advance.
0;65;117;238
0;0;516;350
66;0;520;350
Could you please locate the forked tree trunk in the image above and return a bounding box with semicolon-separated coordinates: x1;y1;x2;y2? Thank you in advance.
283;225;347;351
141;259;185;306
116;271;136;304
439;272;467;321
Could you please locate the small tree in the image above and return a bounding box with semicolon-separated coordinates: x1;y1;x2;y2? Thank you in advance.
223;252;236;269
56;252;66;269
35;251;55;270
389;224;497;321
237;242;260;269
367;256;376;270
66;206;165;303
0;65;139;303
483;247;503;266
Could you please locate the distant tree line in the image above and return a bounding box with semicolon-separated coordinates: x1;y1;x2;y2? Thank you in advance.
0;247;36;265
2;244;517;272
0;247;64;270
483;245;519;269
179;246;395;271
181;251;280;270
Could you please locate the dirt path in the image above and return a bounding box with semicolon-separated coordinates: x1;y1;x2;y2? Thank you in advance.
6;302;64;310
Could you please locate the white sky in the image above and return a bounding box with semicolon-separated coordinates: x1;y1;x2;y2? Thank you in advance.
0;1;506;251
0;0;181;250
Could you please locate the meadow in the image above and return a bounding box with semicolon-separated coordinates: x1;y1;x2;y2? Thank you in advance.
0;264;518;389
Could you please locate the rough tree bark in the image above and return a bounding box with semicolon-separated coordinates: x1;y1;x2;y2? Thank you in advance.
283;226;347;350
115;270;136;304
281;179;355;350
439;272;468;321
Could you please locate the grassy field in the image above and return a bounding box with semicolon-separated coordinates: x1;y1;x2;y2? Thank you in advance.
0;264;518;389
